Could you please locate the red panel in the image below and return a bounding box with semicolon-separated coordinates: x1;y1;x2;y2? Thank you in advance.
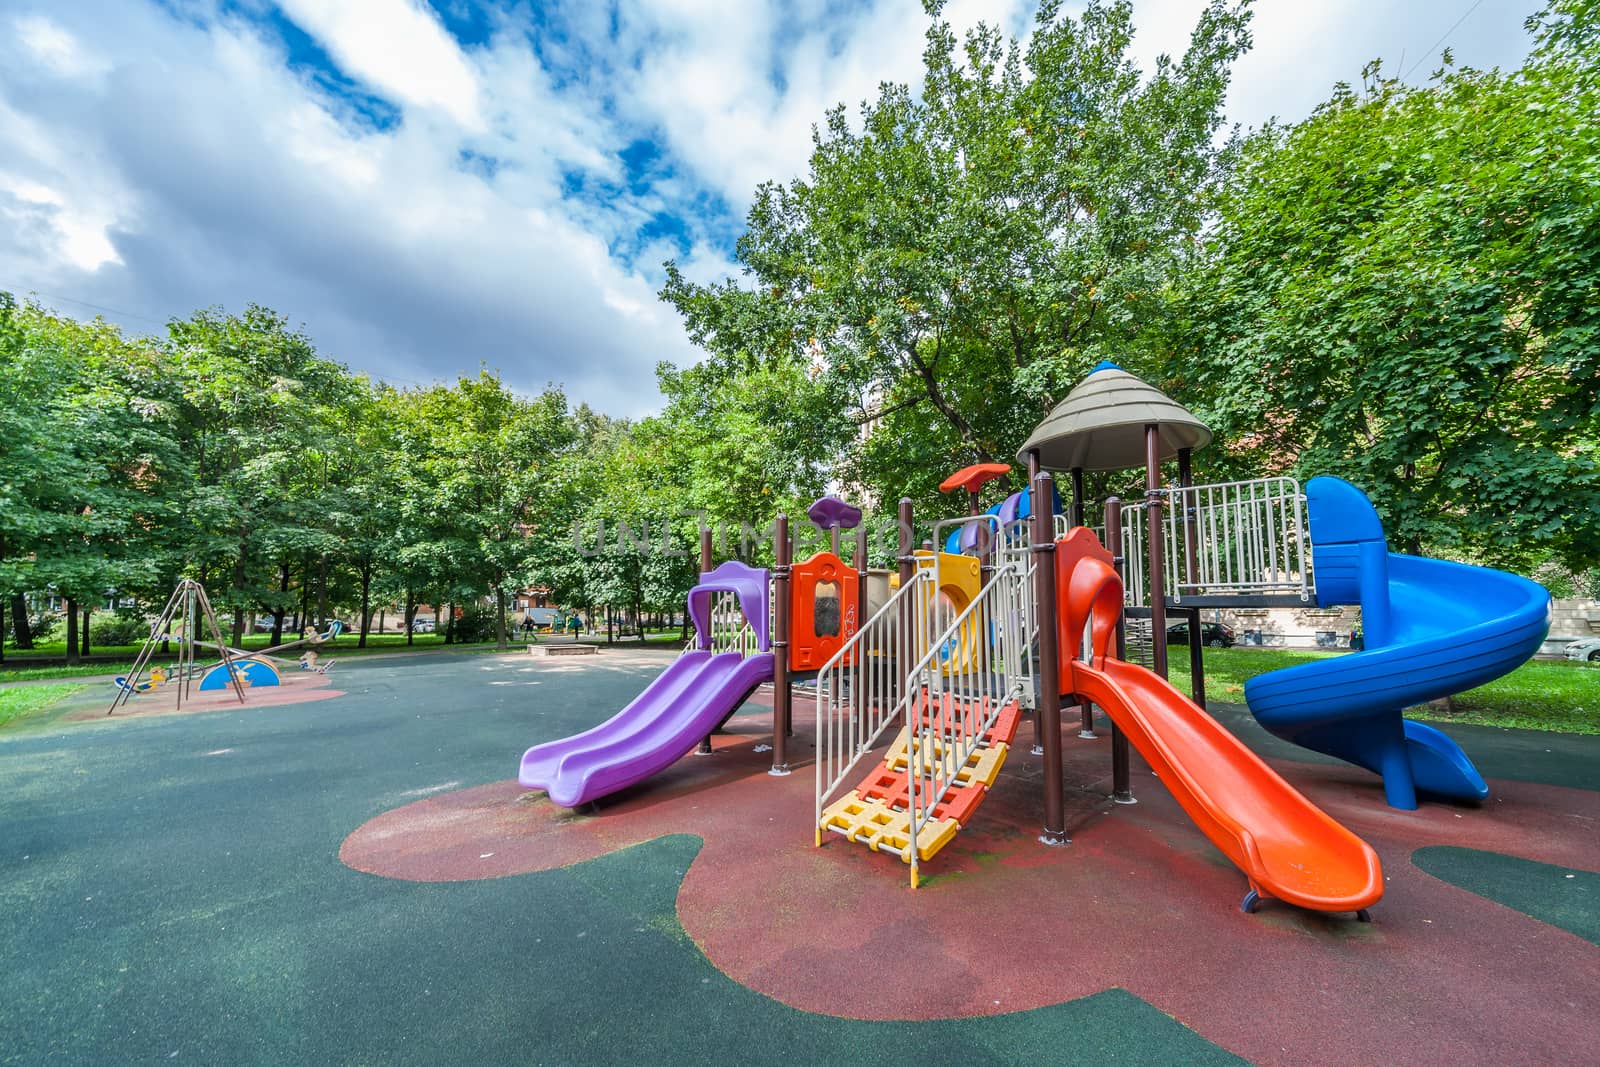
790;551;860;672
855;767;988;825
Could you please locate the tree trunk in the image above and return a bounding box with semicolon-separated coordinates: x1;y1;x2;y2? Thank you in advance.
405;591;415;647
1;591;6;665
495;586;508;650
606;606;614;645
299;574;311;634
10;593;32;650
317;554;329;629
358;565;372;649
272;562;289;646
444;602;454;645
232;533;249;647
81;607;91;657
65;597;79;665
378;608;385;633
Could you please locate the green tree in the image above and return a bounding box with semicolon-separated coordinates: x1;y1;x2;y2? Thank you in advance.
661;0;1251;510
0;298;188;662
166;305;359;645
415;373;577;650
1169;0;1600;571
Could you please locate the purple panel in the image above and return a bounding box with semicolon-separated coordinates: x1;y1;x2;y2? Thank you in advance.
807;495;863;533
686;560;770;651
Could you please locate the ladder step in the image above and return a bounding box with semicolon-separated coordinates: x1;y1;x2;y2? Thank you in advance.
914;692;1023;748
885;730;1010;789
819;792;961;862
854;767;988;825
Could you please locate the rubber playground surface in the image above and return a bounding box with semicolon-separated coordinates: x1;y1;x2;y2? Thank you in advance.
3;648;1597;1064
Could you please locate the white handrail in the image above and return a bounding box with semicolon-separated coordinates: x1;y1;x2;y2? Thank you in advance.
904;555;1030;885
1162;478;1312;602
813;570;936;818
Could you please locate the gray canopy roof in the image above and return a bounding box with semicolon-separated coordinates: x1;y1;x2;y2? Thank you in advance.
1017;362;1212;472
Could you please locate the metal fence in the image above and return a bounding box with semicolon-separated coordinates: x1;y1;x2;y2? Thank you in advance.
1163;477;1312;602
697;591;768;658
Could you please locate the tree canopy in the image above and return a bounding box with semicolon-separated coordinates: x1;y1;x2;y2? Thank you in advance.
662;0;1252;509
1167;0;1600;571
6;0;1597;653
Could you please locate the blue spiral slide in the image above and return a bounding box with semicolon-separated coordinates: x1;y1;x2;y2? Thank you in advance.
1244;477;1551;810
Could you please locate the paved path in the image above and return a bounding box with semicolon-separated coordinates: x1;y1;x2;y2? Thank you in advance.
2;648;1595;1065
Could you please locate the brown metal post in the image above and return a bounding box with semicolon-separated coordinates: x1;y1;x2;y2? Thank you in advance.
1026;450;1044;756
967;487;992;570
1074;458;1095;737
1177;448;1206;711
1033;471;1067;845
1106;498;1135;804
769;515;792;775
1146;425;1169;680
695;527;716;755
854;522;869;635
830;525;841;558
897;499;915;587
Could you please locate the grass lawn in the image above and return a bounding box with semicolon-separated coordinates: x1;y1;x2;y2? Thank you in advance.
11;630;462;659
0;683;86;728
1170;647;1599;735
0;635;515;682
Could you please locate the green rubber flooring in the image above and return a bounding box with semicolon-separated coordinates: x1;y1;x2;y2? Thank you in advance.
1;652;1240;1065
1413;847;1600;946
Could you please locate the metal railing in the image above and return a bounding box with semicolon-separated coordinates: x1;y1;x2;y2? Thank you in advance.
903;553;1031;885
1113;502;1150;607
990;519;1038;709
698;591;768;658
814;515;1039;884
1163;477;1312;602
814;569;937;815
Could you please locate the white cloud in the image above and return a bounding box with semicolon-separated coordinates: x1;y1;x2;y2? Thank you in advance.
276;0;483;129
598;0;1034;208
12;14;111;80
1123;0;1535;132
0;0;1541;418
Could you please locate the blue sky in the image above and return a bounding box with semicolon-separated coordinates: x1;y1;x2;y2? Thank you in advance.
0;0;1539;415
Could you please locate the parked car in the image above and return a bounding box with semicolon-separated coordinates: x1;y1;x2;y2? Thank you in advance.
1564;637;1600;663
411;619;436;633
1166;622;1236;648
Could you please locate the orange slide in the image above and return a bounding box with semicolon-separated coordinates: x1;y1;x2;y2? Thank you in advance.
1057;530;1384;916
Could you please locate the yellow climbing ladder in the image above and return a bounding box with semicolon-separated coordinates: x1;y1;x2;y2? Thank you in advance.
819;692;1022;877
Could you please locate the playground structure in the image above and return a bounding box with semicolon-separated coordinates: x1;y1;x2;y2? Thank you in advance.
517;362;1550;916
109;579;344;715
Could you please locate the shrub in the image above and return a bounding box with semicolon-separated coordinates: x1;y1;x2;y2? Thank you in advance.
453;605;499;643
24;612;59;646
91;612;152;646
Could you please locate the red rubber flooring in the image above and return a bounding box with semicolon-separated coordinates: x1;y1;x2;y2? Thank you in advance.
342;696;1600;1064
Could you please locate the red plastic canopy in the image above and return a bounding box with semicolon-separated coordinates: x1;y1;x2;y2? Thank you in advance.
939;463;1011;494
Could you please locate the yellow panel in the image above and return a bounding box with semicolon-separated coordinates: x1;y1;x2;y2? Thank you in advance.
820;789;962;862
958;742;1008;789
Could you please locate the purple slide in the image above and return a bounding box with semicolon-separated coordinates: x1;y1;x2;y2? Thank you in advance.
518;651;774;807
